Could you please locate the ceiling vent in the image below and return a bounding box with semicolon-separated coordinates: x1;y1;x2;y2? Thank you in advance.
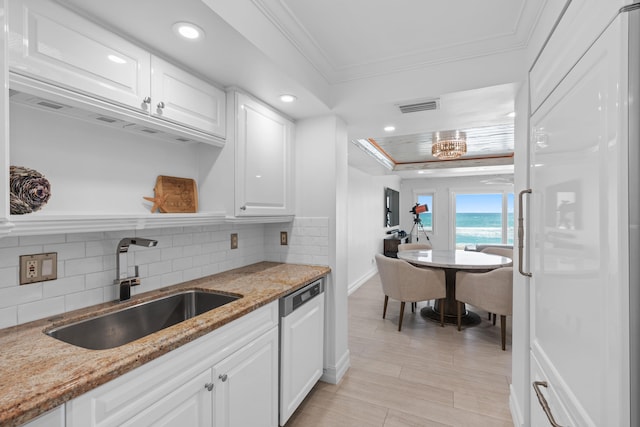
397;98;439;114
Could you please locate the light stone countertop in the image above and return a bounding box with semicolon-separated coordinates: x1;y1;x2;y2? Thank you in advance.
0;262;331;427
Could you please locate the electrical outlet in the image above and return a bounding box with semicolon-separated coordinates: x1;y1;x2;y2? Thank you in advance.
230;233;238;250
26;260;38;278
20;253;58;285
280;231;288;246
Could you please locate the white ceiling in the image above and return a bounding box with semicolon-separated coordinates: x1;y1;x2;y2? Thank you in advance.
57;0;544;178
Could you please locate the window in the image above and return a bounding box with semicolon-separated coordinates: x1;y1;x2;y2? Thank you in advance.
454;192;514;249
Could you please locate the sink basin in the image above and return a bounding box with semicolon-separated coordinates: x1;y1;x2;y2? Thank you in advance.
46;290;240;350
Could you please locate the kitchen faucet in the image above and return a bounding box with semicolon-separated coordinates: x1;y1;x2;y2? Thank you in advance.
115;237;158;301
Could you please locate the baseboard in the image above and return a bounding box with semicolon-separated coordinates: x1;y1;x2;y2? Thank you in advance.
509;384;525;427
320;349;350;384
348;268;377;296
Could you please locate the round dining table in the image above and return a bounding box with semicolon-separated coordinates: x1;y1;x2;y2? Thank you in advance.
397;249;513;325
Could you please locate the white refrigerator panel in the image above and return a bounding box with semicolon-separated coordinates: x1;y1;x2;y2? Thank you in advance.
529;9;630;426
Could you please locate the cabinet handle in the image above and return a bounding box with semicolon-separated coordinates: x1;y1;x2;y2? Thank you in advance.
143;96;151;104
239;206;246;211
204;382;214;391
219;374;228;382
518;189;532;277
532;381;566;427
157;101;165;110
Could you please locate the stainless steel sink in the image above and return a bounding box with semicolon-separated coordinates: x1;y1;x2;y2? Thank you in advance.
46;290;240;350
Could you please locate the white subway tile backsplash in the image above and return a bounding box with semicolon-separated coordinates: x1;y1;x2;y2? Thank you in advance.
65;256;105;276
43;242;86;260
85;271;115;290
0;306;17;329
19;234;66;246
161;247;183;261
65;288;104;312
0;237;19;248
0;284;43;309
172;257;193;272
18;296;65;324
0;218;327;326
0;266;18;288
43;276;85;298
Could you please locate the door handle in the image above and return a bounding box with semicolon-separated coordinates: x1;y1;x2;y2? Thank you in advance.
532;381;567;427
518;189;532;277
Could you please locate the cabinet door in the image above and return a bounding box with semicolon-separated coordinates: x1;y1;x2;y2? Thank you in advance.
235;93;294;216
8;0;151;111
214;327;278;427
151;56;225;138
120;369;213;427
529;10;630;427
279;294;324;425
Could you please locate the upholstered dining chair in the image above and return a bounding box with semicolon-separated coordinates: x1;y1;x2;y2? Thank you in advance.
397;242;432;251
455;267;513;350
375;254;446;330
480;247;513;325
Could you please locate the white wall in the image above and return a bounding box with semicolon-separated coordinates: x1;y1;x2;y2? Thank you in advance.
400;175;514;250
347;166;399;293
294;115;350;384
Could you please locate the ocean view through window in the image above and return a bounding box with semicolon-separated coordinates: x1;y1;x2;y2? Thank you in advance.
454;193;514;248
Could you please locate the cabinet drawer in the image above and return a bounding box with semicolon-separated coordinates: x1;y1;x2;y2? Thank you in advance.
8;0;150;111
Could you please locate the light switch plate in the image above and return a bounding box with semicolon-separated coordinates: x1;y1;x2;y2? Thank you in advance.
280;231;288;245
20;253;57;285
230;233;238;250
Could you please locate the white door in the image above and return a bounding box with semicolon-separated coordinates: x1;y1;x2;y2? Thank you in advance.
8;0;151;111
279;293;324;425
214;327;278;427
235;92;294;216
528;10;631;426
151;56;226;138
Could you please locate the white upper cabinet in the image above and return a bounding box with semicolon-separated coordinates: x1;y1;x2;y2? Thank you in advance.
7;0;226;141
234;92;294;216
8;0;151;112
151;57;225;138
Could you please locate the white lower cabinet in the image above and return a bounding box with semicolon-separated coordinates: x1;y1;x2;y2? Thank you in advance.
65;302;278;427
22;406;65;427
214;327;279;427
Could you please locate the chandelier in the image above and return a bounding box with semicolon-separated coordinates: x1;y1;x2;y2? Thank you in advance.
431;130;467;160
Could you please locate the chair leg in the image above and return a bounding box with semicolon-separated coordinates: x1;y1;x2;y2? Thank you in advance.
457;301;462;331
383;295;389;319
500;315;507;351
411;302;416;313
493;313;497;326
440;299;444;327
488;312;492;320
398;302;405;331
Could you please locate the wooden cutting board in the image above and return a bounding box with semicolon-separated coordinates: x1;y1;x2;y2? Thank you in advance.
144;175;198;213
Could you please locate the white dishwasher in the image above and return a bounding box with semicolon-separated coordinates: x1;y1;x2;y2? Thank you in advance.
279;278;325;426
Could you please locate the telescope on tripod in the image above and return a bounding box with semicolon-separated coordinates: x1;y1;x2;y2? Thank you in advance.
409;203;430;243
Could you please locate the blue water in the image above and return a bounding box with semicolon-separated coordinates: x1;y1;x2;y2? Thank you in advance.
418;212;514;245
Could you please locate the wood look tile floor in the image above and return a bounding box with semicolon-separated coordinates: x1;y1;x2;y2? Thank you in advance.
285;274;513;427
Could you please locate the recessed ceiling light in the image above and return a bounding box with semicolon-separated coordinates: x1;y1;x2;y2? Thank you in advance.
173;22;204;40
384;126;396;132
280;94;297;103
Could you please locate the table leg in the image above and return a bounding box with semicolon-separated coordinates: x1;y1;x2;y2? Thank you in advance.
420;268;481;326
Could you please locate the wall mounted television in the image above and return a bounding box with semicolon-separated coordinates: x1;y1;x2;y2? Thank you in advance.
384;187;400;228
